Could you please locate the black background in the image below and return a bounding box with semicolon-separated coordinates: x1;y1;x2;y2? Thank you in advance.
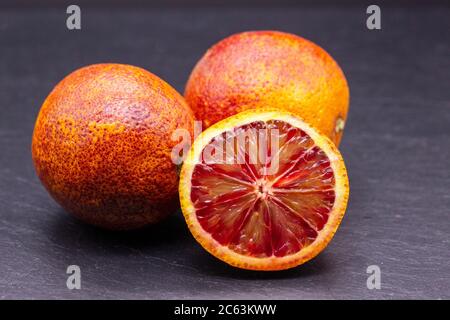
0;1;449;299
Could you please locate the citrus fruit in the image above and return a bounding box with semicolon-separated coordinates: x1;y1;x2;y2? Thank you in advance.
179;109;349;270
32;63;194;230
185;30;350;145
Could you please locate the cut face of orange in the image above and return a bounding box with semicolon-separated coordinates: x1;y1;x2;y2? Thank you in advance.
179;110;349;271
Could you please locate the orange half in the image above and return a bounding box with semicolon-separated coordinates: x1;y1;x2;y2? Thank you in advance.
179;110;349;270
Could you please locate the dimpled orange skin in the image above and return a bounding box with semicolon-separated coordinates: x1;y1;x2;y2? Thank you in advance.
32;64;194;230
185;30;350;145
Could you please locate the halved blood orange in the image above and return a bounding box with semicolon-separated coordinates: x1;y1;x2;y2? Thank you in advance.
179;110;349;271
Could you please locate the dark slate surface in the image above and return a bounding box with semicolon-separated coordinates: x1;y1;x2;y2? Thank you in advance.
0;5;449;299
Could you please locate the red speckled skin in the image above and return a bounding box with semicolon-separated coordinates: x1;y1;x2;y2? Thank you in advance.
32;64;194;230
185;30;349;145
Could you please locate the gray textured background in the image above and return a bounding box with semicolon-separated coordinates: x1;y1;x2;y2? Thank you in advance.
0;4;449;299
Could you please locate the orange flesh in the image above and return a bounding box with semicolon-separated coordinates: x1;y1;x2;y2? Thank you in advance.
190;120;336;258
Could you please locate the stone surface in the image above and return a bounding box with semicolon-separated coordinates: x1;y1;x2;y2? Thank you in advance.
0;5;449;299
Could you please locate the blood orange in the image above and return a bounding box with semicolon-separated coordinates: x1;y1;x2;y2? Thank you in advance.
179;110;349;270
32;64;194;230
185;31;350;146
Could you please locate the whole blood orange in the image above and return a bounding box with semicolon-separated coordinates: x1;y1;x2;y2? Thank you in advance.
179;109;349;270
185;30;350;145
32;64;194;230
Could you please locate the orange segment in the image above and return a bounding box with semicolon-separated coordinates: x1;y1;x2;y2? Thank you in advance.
180;110;349;270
